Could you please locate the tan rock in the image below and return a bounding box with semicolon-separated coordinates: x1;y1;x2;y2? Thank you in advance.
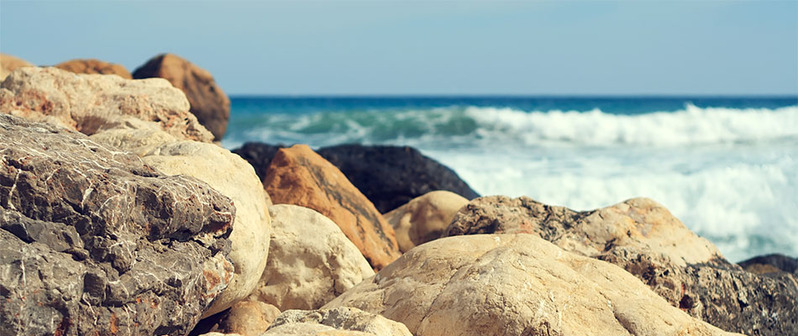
54;58;132;78
324;234;739;336
197;333;243;336
384;190;468;252
249;205;374;311
140;140;272;317
0;53;33;80
0;66;213;142
133;53;230;140
219;300;281;336
263;145;401;270
265;307;412;336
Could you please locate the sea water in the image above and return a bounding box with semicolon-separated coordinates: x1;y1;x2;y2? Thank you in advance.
221;96;798;263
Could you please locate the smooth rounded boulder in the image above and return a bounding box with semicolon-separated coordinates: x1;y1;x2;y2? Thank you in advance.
54;58;132;78
384;190;468;252
324;234;739;336
0;66;213;142
248;205;374;311
265;307;412;336
133;53;231;140
263;144;401;270
0;53;33;80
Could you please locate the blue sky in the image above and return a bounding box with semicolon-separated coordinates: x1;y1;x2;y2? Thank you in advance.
1;1;796;96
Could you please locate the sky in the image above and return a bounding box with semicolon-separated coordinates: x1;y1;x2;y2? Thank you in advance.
1;1;796;96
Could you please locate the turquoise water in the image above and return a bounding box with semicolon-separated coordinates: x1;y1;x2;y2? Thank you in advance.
222;96;798;262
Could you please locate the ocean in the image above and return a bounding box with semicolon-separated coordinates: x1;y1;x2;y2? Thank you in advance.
221;96;798;263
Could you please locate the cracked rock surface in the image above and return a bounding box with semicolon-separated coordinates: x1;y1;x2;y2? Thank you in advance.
324;234;738;336
444;196;798;335
0;115;235;335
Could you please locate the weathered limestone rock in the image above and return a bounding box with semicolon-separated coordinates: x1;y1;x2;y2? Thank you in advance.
0;66;213;142
0;114;235;335
444;196;798;335
265;307;412;336
316;144;480;213
54;58;132;79
0;53;33;80
325;234;737;336
248;205;374;310
133;53;231;140
384;190;468;252
131;139;271;317
263;145;401;270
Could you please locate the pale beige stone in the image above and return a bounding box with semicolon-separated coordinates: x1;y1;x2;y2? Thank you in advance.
265;307;411;336
220;300;281;336
324;234;740;336
384;190;468;252
0;53;33;80
248;205;374;310
0;66;212;142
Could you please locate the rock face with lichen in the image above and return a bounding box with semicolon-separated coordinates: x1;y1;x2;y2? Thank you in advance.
0;66;213;142
0;114;236;335
444;196;798;335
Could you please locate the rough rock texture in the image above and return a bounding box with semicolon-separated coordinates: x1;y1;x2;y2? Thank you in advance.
384;191;468;252
265;307;412;336
133;53;230;140
0;53;34;80
263;145;401;270
316;144;480;213
444;196;798;335
739;254;798;275
248;205;374;311
232;142;287;181
106;135;272;318
0;66;213;142
325;234;737;336
54;58;133;79
220;301;281;336
0;114;236;335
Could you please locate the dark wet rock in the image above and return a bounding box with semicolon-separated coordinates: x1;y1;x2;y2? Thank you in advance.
0;115;236;336
739;254;798;275
316;144;480;213
133;53;231;141
232;142;287;181
445;195;798;335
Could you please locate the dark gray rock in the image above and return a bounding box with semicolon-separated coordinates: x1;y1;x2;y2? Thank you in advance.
445;195;798;336
0;115;236;336
739;254;798;275
231;142;287;182
316;144;479;213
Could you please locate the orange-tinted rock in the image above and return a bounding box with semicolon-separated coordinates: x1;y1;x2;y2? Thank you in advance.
133;53;230;140
263;144;401;270
0;53;34;80
54;58;132;78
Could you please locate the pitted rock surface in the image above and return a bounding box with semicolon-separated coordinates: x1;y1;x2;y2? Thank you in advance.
0;66;213;142
0;115;235;335
445;196;798;335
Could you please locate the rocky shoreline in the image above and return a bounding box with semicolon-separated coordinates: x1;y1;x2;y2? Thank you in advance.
1;53;796;335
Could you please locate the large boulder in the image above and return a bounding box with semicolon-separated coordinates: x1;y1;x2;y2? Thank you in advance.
232;142;287;181
264;307;412;336
0;53;33;80
54;58;132;79
324;234;737;336
263;145;401;270
444;196;798;335
0;66;213;142
133;53;230;140
0;114;236;335
739;254;798;275
316;144;480;213
96;130;272;318
248;205;373;310
384;191;468;252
